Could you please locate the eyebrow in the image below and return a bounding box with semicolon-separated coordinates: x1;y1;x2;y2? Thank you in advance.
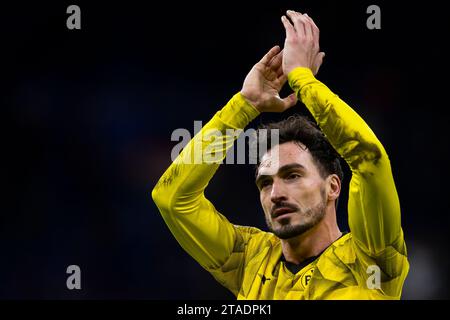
255;163;306;185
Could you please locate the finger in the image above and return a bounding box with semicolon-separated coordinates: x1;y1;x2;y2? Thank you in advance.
305;13;320;32
304;14;319;49
269;49;284;70
259;45;281;66
276;63;284;77
281;15;296;40
287;10;306;37
303;13;314;41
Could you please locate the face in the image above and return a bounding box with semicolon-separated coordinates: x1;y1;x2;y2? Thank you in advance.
256;142;329;239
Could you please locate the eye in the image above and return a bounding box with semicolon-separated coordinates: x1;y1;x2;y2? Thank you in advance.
259;179;272;189
286;173;301;180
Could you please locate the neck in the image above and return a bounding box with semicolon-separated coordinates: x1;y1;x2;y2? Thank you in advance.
281;206;341;265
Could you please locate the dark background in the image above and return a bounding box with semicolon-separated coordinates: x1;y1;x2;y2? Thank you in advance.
2;1;449;299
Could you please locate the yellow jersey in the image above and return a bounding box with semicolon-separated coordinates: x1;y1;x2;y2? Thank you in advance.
152;67;409;299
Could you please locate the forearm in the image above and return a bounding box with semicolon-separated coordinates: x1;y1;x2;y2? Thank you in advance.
288;67;386;169
152;92;260;268
153;92;259;209
288;67;403;254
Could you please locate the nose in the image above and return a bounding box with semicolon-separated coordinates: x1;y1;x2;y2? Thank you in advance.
270;179;288;204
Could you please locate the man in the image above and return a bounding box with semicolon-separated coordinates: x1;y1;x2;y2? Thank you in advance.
152;10;409;299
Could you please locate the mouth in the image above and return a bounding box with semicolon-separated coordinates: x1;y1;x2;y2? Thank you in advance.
272;207;297;219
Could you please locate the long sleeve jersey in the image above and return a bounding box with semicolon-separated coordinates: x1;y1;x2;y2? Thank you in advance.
152;67;409;299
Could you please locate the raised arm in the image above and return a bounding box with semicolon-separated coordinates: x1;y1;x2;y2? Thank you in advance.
281;11;405;257
151;93;258;270
152;46;297;292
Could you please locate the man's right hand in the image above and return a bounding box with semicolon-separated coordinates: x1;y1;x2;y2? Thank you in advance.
240;45;298;113
281;10;325;76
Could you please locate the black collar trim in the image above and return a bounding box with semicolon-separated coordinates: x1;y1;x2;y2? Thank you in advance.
280;231;348;275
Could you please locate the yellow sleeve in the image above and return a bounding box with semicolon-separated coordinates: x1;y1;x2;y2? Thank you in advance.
151;92;261;294
288;67;406;257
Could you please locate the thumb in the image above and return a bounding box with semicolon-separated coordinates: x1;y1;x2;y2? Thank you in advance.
314;52;325;75
281;93;298;110
318;52;325;62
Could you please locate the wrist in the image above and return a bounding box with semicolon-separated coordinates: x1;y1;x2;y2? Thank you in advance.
286;65;312;76
287;67;316;94
239;91;263;112
217;92;260;127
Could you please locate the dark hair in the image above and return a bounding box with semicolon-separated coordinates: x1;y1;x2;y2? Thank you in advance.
256;114;344;183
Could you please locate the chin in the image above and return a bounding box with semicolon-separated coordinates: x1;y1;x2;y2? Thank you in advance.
271;222;313;239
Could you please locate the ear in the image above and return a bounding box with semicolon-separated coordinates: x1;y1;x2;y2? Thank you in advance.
326;174;341;202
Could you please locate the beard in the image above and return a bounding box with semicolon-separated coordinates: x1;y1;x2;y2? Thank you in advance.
265;188;327;239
